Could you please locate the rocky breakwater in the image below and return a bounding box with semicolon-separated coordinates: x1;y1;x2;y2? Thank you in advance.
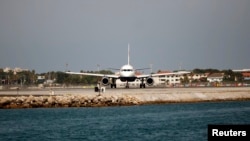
0;95;140;109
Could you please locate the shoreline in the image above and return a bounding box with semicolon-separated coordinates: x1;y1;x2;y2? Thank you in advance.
0;87;250;109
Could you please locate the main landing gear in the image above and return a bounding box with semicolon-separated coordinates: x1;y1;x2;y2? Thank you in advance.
110;78;117;88
140;78;146;88
124;79;146;88
111;84;117;88
140;83;146;88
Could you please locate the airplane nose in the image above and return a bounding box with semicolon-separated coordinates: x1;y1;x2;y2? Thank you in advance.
121;72;134;77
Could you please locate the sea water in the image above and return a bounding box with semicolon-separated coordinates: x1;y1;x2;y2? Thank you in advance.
0;101;250;141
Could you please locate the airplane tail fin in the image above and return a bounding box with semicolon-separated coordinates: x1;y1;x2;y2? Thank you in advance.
128;43;130;65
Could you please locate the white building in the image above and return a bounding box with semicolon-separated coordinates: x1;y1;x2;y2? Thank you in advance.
154;75;182;85
233;69;250;81
207;73;224;82
153;71;191;86
189;73;208;80
3;67;11;73
233;69;250;72
3;67;29;74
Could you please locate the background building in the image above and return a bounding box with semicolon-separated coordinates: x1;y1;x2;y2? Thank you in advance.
233;69;250;81
207;73;224;83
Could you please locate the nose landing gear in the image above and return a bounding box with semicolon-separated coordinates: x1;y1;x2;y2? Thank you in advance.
125;81;129;88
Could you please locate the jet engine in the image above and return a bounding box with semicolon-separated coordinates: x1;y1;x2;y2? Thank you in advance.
101;77;109;86
146;77;154;86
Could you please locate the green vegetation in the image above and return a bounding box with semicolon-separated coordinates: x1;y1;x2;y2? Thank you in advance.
222;69;243;82
0;69;36;85
192;68;220;74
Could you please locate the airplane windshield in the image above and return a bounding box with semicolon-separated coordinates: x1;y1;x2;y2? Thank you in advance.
122;69;133;72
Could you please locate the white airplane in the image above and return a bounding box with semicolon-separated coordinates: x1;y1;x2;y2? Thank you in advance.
66;44;190;88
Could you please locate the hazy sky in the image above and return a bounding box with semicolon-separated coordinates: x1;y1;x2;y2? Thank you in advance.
0;0;249;73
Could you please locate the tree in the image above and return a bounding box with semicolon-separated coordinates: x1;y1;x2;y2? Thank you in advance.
234;72;243;82
193;68;205;74
0;69;7;84
56;71;69;84
222;69;243;82
180;74;189;84
193;68;220;74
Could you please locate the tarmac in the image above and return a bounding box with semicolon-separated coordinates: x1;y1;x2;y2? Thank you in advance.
1;87;250;100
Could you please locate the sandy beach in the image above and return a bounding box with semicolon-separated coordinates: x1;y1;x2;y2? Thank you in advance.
0;87;250;108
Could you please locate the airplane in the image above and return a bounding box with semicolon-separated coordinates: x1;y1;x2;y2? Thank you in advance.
66;44;190;88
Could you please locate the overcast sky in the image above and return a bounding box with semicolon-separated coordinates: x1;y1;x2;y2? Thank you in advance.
0;0;249;73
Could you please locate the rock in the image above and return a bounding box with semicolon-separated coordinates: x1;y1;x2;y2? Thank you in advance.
25;95;35;104
47;96;55;105
60;96;72;106
16;96;26;104
0;97;11;105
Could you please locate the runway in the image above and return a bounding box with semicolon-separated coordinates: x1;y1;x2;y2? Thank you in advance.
0;87;174;97
1;87;250;108
0;87;250;97
0;87;157;96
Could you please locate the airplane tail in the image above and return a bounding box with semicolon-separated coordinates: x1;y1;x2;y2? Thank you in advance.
128;43;130;65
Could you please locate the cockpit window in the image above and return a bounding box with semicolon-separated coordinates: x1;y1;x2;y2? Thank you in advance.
122;69;133;72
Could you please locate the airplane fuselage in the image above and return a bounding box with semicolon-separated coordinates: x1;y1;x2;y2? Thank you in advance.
119;64;137;82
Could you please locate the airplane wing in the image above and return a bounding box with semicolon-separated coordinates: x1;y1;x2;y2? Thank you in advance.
152;71;190;77
135;68;151;71
136;71;190;78
65;71;119;78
